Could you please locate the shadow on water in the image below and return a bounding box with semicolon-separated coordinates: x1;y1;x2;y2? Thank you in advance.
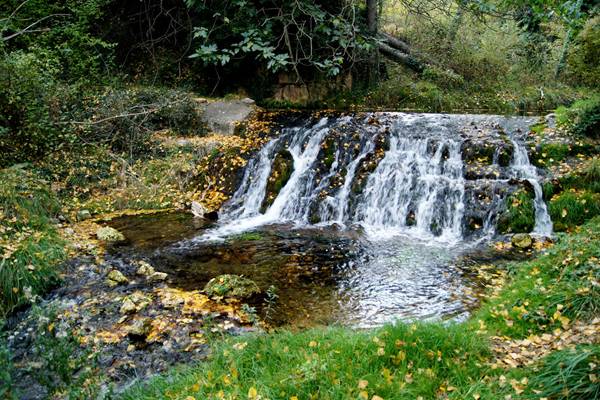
107;212;496;328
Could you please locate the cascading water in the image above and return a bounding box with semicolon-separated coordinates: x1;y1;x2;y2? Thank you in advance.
508;135;553;236
206;112;552;242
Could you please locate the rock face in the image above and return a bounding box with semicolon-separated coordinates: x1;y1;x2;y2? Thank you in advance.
96;227;126;243
199;99;256;135
511;233;533;249
261;149;294;212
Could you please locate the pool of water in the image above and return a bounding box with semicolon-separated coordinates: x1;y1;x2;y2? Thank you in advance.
108;212;485;328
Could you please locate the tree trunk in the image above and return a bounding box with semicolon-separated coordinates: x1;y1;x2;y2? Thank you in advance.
378;42;424;73
367;0;378;34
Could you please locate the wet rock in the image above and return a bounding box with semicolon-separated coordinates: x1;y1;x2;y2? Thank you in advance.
261;149;294;212
96;226;126;243
204;274;261;299
511;233;533;249
136;261;156;277
191;201;218;221
126;317;152;339
120;292;152;314
77;209;92;221
106;270;129;287
149;271;168;282
136;261;168;282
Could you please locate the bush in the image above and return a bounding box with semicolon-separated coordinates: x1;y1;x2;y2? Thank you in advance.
567;15;600;87
0;50;77;167
0;167;65;316
77;86;207;157
558;96;600;139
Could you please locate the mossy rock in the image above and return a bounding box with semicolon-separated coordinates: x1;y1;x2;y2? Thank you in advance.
497;189;535;233
260;149;294;212
203;274;261;299
96;226;126;243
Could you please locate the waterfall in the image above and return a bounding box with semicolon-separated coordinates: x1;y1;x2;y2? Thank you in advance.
205;113;552;242
508;135;553;236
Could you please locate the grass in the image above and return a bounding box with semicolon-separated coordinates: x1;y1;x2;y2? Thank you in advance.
121;217;600;400
0;166;65;316
528;345;600;400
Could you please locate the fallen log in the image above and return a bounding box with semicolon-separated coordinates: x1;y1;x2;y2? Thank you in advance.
378;42;424;73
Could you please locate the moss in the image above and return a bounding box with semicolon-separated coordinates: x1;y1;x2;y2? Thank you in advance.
497;189;535;233
203;274;261;299
231;232;263;241
261;149;294;212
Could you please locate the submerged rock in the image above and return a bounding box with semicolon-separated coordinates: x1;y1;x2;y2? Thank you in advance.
511;233;533;249
96;226;126;243
204;274;261;299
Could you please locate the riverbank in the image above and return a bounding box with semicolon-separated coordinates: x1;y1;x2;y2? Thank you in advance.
1;101;599;399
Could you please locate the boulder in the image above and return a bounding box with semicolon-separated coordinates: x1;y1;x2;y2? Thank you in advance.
96;226;126;243
511;233;533;249
203;274;260;299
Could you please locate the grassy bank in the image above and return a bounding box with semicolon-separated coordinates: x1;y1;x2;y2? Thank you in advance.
122;219;600;400
0;167;65;316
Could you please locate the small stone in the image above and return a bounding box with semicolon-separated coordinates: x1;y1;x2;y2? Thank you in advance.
76;209;92;221
126;317;152;338
149;272;168;282
106;270;129;286
96;226;126;243
511;233;533;249
64;227;75;235
120;298;137;314
136;261;155;277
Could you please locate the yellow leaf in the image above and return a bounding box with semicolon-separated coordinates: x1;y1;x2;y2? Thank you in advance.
309;341;318;348
359;391;369;399
562;208;568;218
358;379;369;389
248;387;258;399
372;396;384;400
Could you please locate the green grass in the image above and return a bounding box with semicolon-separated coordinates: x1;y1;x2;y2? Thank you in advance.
121;218;600;400
528;345;600;400
0;167;65;316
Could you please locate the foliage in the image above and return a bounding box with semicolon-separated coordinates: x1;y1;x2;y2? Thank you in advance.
0;167;65;316
569;96;600;139
0;331;15;399
185;0;371;78
0;50;78;167
549;190;600;231
0;0;115;82
74;86;207;157
567;15;600;87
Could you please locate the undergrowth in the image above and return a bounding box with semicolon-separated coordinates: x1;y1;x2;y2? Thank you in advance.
0;167;65;316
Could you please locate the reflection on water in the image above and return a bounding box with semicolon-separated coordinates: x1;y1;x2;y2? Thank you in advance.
109;212;479;328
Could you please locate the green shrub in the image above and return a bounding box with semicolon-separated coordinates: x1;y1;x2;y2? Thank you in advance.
0;50;78;167
0;167;65;316
567;15;600;87
558;96;600;139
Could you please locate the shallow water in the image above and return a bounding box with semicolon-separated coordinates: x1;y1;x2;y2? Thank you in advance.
109;212;480;328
